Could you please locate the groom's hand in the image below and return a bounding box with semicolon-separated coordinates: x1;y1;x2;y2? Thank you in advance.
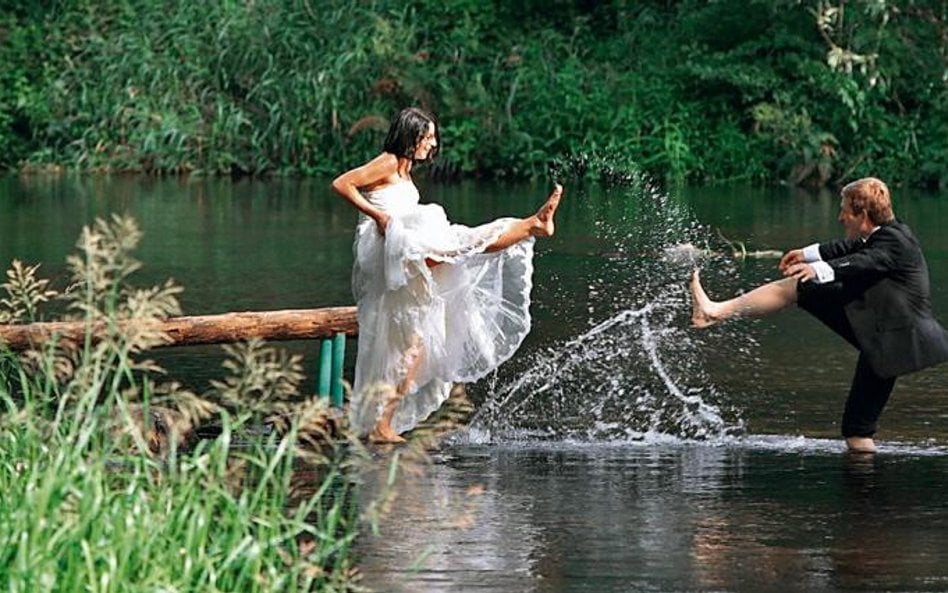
779;248;805;273
783;262;816;282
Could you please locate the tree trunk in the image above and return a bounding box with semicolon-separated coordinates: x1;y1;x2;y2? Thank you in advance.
0;307;358;352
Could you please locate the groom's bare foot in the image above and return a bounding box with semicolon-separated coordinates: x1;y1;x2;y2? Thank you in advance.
533;184;563;237
845;436;877;453
690;269;721;328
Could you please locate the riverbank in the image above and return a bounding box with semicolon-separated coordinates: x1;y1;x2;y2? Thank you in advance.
1;1;945;188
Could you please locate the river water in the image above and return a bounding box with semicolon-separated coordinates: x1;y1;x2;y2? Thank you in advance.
2;174;948;592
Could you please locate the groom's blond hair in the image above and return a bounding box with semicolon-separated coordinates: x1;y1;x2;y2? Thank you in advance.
842;177;894;225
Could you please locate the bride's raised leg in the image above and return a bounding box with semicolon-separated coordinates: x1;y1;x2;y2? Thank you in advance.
534;183;563;237
485;184;563;252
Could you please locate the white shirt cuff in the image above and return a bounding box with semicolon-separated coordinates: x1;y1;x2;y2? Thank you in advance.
810;261;835;283
802;243;822;263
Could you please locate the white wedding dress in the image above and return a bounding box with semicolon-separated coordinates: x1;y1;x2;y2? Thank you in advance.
349;180;534;435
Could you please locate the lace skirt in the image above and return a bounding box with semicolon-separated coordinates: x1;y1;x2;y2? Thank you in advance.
349;203;534;435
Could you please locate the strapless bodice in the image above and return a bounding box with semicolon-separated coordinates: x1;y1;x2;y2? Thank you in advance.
361;180;420;214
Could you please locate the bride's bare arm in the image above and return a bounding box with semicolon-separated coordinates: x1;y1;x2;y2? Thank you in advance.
331;153;400;235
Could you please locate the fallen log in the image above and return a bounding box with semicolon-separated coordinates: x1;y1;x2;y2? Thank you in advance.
0;306;358;352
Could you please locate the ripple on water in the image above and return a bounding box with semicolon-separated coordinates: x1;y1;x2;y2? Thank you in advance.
358;439;948;593
454;427;948;457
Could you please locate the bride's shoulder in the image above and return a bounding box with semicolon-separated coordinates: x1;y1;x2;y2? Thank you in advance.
367;152;399;170
359;153;409;190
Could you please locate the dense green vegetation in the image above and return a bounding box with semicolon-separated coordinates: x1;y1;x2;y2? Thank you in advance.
0;0;945;187
0;217;376;591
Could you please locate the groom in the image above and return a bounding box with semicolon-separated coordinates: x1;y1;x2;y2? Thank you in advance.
690;177;948;452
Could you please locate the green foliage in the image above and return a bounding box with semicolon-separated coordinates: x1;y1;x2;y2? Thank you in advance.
0;0;944;187
0;216;371;590
0;14;53;167
0;407;362;592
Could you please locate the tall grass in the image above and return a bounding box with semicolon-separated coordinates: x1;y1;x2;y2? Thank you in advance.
1;0;945;187
0;405;360;591
0;216;368;591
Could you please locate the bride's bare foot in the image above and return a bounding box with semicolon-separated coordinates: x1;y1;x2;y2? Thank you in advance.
532;184;563;237
368;424;406;444
690;269;722;328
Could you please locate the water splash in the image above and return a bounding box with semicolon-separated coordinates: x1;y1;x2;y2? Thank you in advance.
471;298;736;441
471;156;757;443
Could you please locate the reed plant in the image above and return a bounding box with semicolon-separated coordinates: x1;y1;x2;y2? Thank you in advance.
0;215;370;591
2;0;944;187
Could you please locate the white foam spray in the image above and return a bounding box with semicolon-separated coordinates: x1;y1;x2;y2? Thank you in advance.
468;160;752;444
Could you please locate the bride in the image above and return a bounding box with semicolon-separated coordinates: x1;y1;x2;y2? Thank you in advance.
331;107;563;443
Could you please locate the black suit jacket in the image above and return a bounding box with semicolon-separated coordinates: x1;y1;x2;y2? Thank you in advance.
819;220;948;378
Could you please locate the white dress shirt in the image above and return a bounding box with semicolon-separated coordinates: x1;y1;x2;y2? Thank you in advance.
801;227;880;284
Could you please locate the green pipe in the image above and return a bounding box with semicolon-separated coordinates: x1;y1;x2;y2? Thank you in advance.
317;338;332;396
330;333;346;407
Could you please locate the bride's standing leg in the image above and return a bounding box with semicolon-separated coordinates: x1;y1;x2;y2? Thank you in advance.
484;184;563;252
369;335;426;443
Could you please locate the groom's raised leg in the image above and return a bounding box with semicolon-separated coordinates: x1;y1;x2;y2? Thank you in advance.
691;270;799;328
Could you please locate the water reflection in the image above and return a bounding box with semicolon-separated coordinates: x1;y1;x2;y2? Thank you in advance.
357;449;541;593
6;176;948;591
356;443;948;593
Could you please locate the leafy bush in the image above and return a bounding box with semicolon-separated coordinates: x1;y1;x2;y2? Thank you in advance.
0;0;944;187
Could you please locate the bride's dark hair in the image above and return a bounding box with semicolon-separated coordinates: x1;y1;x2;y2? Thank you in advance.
383;107;440;162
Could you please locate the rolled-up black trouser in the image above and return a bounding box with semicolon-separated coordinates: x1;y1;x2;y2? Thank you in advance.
796;280;896;438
